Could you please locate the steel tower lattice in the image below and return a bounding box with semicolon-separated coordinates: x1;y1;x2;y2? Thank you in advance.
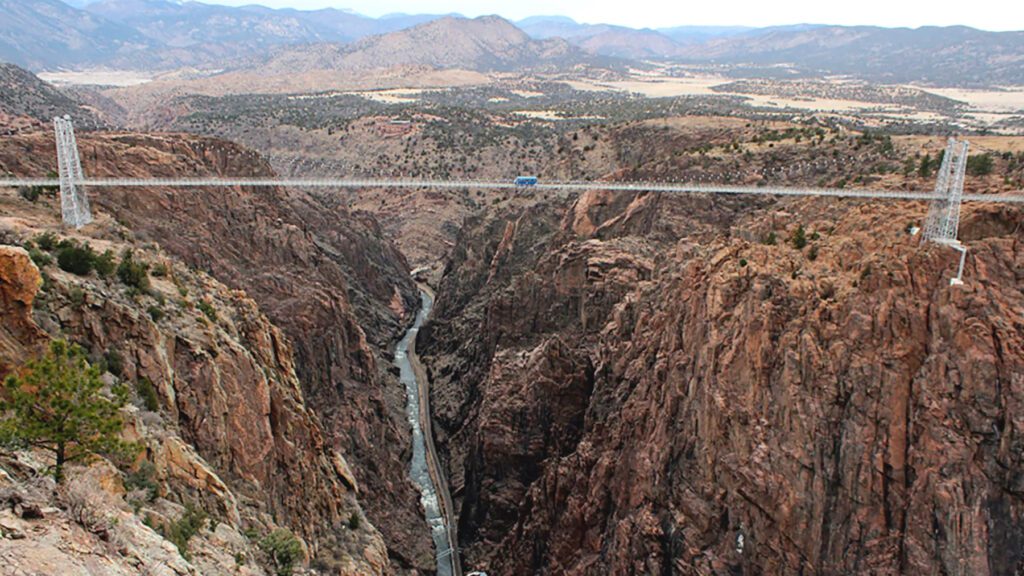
54;115;92;228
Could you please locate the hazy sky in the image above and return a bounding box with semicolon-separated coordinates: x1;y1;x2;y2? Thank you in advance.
205;0;1022;31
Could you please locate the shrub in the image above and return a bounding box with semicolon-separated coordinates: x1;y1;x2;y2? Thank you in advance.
68;286;86;306
761;232;777;246
807;245;819;261
739;258;748;268
94;250;117;278
151;263;169;278
159;504;208;560
117;250;150;290
135;377;160;412
19;186;41;202
791;225;807;250
918;153;933;177
0;340;138;483
56;241;97;276
104;349;125;378
124;461;159;502
28;248;52;268
147;305;164;322
348;512;360;530
34;232;58;251
966;153;993;177
197;300;217;322
259;528;305;576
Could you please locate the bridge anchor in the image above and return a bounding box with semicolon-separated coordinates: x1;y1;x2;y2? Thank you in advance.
54;116;92;229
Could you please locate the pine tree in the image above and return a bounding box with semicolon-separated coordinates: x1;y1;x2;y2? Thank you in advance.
918;153;932;178
791;225;808;250
0;340;138;483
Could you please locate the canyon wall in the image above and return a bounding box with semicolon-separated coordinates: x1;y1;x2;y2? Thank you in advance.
420;190;1024;574
0;127;433;571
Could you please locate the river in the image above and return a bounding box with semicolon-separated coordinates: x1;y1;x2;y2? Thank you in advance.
394;289;459;576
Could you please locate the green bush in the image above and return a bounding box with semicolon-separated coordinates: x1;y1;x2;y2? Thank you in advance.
55;241;97;276
259;528;304;576
28;248;52;268
34;232;58;251
807;245;819;261
348;512;360;530
966;153;994;177
104;349;125;378
117;250;150;290
791;225;807;250
124;461;159;502
135;377;160;412
739;258;748;268
23;177;60;200
18;186;41;202
94;250;117;278
197;300;217;322
761;232;777;246
68;287;86;306
918;153;933;178
147;305;164;322
160;504;208;560
151;263;169;278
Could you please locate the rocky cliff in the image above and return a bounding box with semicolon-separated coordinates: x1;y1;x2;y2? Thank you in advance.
0;215;385;572
0;125;432;571
419;189;1024;574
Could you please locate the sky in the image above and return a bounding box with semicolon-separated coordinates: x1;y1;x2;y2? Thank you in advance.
203;0;1023;31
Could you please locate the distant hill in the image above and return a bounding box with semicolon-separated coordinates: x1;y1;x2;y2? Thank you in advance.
0;63;102;127
253;15;616;75
85;0;453;48
0;0;1022;87
677;25;1024;85
657;25;754;45
574;28;684;60
0;0;157;70
518;16;684;60
87;0;354;46
517;16;613;40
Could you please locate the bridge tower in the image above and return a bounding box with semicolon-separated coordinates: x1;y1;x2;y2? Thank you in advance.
54;115;92;228
921;138;969;285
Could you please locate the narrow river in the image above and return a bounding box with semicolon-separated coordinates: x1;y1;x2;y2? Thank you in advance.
394;289;459;576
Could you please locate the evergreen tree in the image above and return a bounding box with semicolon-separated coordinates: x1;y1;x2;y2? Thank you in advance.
0;340;137;483
918;153;932;178
791;225;808;250
259;528;305;576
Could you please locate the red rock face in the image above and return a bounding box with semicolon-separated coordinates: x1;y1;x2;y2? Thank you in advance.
0;246;46;376
421;193;1024;575
0;130;433;570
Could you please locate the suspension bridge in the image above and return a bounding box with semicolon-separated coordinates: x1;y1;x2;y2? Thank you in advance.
4;117;1024;284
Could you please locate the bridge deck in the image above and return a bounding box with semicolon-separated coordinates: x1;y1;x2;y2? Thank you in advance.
2;178;1023;203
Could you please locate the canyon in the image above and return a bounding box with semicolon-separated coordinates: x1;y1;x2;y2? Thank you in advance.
1;59;1023;575
0;121;433;572
418;190;1024;574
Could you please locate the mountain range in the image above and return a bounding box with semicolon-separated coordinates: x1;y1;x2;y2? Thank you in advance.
0;0;1023;86
248;15;614;75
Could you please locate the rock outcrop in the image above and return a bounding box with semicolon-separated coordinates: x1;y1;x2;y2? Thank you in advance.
0;246;46;375
0;202;390;572
420;190;1024;574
